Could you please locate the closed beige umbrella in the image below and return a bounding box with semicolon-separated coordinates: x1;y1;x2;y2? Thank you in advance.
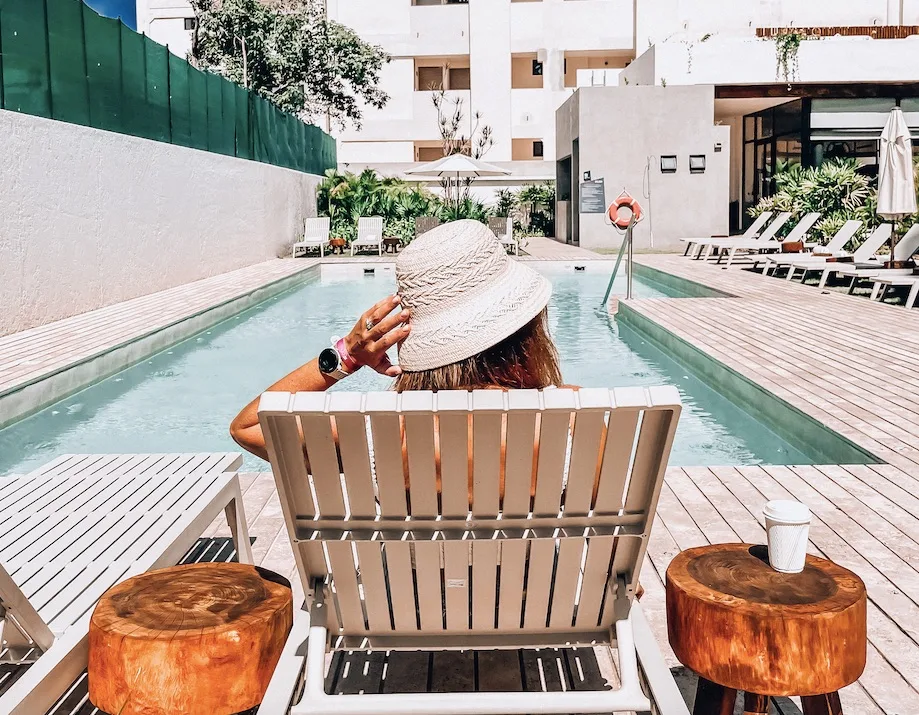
878;107;917;266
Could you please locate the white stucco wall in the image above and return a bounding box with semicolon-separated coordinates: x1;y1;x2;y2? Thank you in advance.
0;110;321;336
557;85;730;251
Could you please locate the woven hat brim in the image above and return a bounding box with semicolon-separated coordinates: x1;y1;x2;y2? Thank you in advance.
398;261;552;371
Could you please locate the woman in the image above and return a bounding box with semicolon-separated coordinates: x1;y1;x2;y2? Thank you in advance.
230;219;563;463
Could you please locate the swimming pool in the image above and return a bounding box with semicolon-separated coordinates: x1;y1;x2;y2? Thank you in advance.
0;262;818;474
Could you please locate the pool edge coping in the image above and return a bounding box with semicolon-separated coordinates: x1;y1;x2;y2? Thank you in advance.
0;264;321;430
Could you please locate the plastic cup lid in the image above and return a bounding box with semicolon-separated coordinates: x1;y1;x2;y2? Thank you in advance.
763;499;811;523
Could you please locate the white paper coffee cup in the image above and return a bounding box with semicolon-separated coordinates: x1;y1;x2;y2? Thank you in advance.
764;500;811;573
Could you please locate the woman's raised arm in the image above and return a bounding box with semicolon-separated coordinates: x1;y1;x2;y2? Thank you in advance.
229;294;410;461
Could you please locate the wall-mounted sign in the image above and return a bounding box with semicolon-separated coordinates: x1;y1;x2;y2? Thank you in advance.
582;170;591;181
579;177;606;214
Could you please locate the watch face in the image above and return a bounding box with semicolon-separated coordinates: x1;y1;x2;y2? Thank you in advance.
318;347;340;374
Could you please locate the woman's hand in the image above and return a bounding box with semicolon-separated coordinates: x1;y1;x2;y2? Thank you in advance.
343;294;411;377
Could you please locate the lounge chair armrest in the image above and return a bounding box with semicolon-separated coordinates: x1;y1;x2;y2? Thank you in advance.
630;602;691;715
258;603;312;714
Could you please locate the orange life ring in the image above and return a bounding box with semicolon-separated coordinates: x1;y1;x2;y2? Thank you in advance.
608;193;643;229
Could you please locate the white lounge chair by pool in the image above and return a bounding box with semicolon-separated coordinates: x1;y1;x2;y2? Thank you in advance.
818;224;919;292
350;216;384;256
692;212;792;261
709;212;821;268
256;387;688;715
785;224;893;287
870;274;919;309
0;453;252;715
488;216;517;255
758;220;862;275
681;211;773;256
292;217;331;258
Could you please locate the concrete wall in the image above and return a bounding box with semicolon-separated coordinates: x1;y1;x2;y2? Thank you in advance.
622;36;919;87
556;85;729;251
0;110;320;336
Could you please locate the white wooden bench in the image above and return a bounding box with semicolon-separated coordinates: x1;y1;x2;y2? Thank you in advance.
0;453;252;715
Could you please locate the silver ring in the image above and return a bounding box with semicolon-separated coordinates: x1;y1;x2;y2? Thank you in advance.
365;319;374;331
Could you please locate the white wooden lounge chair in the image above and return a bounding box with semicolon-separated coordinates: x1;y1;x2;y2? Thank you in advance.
489;216;517;256
870;274;919;309
709;212;821;268
819;224;919;292
758;220;862;275
0;453;252;715
293;218;331;258
681;210;773;256
350;217;384;256
256;387;688;714
785;224;893;287
692;212;792;261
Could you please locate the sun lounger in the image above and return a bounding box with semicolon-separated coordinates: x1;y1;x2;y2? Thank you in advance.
692;212;792;261
784;224;894;286
681;211;773;256
292;218;331;258
758;220;862;275
350;217;384;256
0;453;252;715
709;212;821;268
818;224;919;292
488;216;517;255
256;387;688;714
415;216;441;237
870;274;919;309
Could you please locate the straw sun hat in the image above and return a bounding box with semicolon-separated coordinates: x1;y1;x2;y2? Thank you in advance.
395;219;552;371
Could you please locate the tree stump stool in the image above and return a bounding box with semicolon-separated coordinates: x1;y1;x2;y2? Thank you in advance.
666;544;867;715
88;563;293;715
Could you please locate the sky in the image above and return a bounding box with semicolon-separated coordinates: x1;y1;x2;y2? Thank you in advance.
85;0;137;30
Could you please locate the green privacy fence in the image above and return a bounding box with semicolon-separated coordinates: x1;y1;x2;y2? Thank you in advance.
0;0;336;175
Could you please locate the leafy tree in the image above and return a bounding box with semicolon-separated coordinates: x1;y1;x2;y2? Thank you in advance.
431;89;494;209
189;0;389;128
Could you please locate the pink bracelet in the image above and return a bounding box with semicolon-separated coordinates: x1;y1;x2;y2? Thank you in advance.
334;338;360;373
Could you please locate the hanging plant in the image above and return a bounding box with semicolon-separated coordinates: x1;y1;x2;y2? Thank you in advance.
774;32;805;82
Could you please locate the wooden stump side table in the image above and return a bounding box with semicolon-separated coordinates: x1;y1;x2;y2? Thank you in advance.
383;236;403;253
666;544;867;715
88;563;293;715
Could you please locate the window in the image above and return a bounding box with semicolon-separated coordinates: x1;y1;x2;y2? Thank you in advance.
417;66;444;91
449;67;471;90
533;140;544;158
183;17;196;30
532;60;543;76
417;146;446;161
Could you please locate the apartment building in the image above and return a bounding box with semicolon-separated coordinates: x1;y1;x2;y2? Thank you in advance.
137;0;919;245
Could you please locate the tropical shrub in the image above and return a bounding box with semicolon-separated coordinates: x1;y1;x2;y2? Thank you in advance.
749;159;877;243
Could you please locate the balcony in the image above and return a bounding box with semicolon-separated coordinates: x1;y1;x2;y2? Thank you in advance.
409;2;470;57
510;0;634;53
622;35;919;87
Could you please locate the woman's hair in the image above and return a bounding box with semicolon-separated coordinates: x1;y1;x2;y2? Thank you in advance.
394;308;562;392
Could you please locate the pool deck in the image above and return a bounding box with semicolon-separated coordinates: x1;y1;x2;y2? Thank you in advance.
8;242;919;712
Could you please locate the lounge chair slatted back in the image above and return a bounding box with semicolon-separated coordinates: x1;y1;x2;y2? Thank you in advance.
415;216;441;236
259;386;681;641
304;217;330;240
783;212;821;243
893;224;919;261
822;220;863;254
853;223;893;263
757;212;793;242
488;217;517;255
351;217;385;256
742;211;774;238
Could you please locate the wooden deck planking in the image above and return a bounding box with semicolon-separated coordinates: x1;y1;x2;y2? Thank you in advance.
629;255;919;470
224;462;919;713
0;259;317;395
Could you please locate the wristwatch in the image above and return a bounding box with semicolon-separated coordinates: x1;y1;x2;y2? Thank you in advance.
318;337;357;381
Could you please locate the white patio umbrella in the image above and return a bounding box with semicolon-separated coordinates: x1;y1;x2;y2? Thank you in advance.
406;154;510;209
878;107;918;265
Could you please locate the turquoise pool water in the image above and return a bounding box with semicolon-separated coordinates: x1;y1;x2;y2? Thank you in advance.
0;263;812;475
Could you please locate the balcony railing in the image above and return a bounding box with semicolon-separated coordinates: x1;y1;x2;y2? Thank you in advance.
757;25;919;39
